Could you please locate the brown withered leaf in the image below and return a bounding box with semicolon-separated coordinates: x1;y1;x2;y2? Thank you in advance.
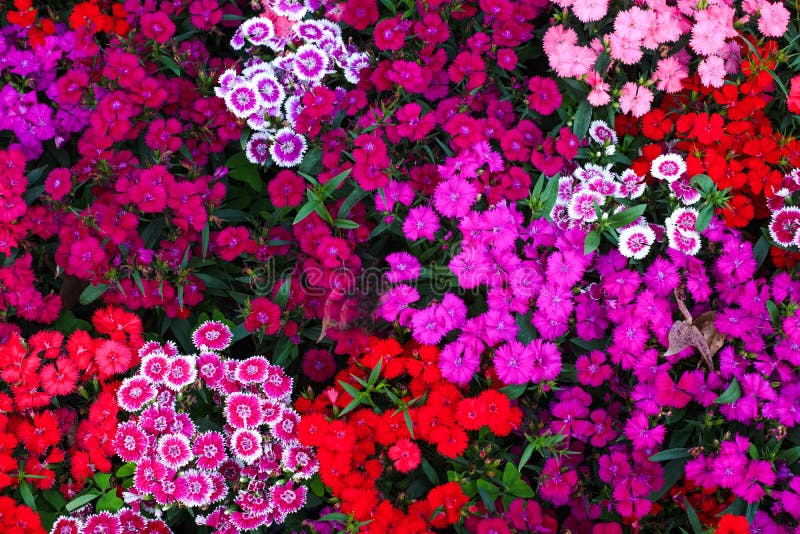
665;292;724;371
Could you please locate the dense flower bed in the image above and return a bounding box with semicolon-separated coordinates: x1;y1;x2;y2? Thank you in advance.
4;0;800;532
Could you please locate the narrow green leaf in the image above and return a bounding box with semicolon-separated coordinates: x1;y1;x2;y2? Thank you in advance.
754;236;770;268
584;231;601;255
499;383;527;400
572;100;592;139
649;448;690;462
403;409;415;439
714;378;742;404
607;204;646;228
158;55;181;76
685;500;704;534
65;493;99;513
319;168;352;198
201;221;210;258
420;459;438;483
19;480;36;510
115;463;136;478
691;174;714;193
79;284;109;305
293;200;321;225
333;218;360;229
368;357;383;386
695;205;714;233
518;442;535;472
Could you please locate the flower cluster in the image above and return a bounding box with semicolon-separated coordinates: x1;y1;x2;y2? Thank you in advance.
545;0;789;115
0;306;141;515
110;320;315;532
295;337;522;532
217;2;369;167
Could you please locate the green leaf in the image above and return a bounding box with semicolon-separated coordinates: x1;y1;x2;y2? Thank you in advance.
421;458;439;484
201;221;210;258
685;499;704;534
649;448;690;462
515;312;536;344
766;300;780;324
780;446;800;465
19;480;36;510
649;459;688;502
115;463;136;478
507;479;535;499
333;218;360;229
754;236;770;268
320;513;350;522
476;480;500;513
42;490;65;511
518;442;535;472
403;408;415;439
225;152;263;192
65;493;99;513
94;473;111;492
691;174;714;193
158;55;181;76
274;278;291;308
584;231;601;255
337;188;370;219
310;475;325;497
95;491;124;513
695;205;714;233
607;204;646;228
572;100;592;139
318;168;352;198
499;383;527;400
131;270;146;295
368;357;383;386
714;378;742;404
538;175;561;216
79;283;109;305
502;462;520;487
293;200;321;225
594;52;611;74
299;147;322;174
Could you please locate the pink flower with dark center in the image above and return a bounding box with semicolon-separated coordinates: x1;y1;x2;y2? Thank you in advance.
235;355;271;383
157;433;194;469
263;365;293;399
83;512;121;534
241;17;275;45
193;431;226;469
164;355;197;391
650;154;686;182
291;44;329;83
230;428;263;463
224;82;263;118
192;321;233;352
177;469;215;507
271;408;300;443
269;481;307;515
618;225;656;260
197;352;225;387
51;517;82;533
269;128;307;167
769;207;800;246
113;421;150;462
260;399;284;425
281;444;319;479
225;392;263;429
